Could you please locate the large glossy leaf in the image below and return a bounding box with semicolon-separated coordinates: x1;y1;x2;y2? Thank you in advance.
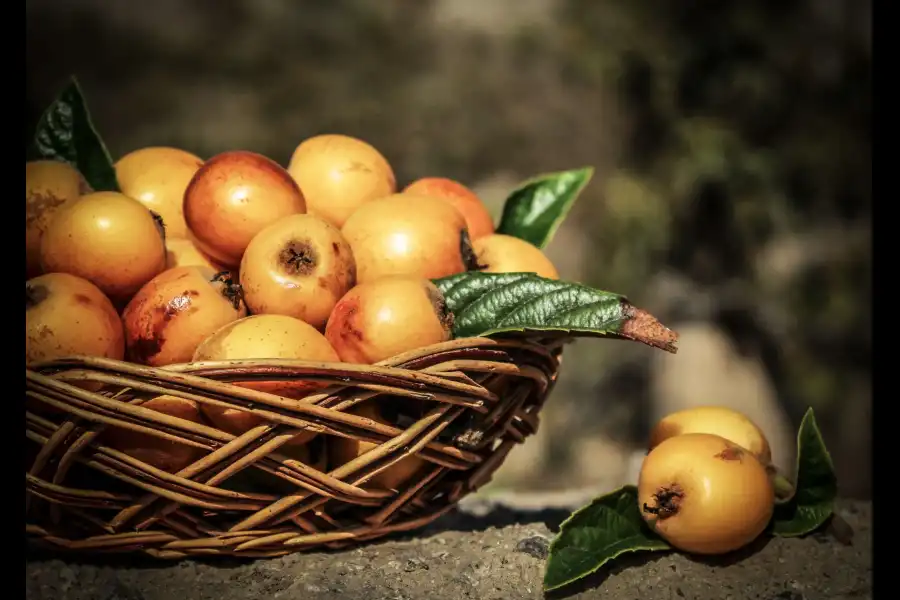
543;486;670;592
433;272;679;353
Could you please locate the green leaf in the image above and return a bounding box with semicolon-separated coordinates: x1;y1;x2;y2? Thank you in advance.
27;76;119;192
433;272;679;353
496;167;593;248
543;485;670;592
772;408;838;536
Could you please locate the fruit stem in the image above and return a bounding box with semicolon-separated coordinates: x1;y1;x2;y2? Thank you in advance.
150;210;167;242
279;240;317;275
26;283;48;308
212;270;245;311
767;464;797;503
459;228;485;271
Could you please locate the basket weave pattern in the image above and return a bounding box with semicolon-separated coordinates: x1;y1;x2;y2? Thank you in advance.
25;336;564;558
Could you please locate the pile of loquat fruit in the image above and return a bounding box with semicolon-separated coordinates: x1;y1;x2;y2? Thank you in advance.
25;135;562;492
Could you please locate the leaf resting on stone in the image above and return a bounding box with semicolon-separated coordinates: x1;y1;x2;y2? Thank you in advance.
543;485;670;592
433;272;679;353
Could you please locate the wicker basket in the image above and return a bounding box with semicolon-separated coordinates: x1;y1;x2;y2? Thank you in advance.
25;335;567;559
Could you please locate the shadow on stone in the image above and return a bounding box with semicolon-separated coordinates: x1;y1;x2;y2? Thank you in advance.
25;540;257;570
543;549;673;599
25;503;576;570
424;504;574;535
682;533;771;567
543;532;771;598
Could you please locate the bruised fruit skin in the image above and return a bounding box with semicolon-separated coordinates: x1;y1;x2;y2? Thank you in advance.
649;406;773;466
26;160;92;279
287;134;396;228
39;191;168;304
472;233;559;280
183;150;307;268
101;395;205;473
402;177;494;240
192;314;340;446
325;277;454;364
341;194;477;283
122;266;247;367
115;146;203;239
165;236;228;271
240;213;356;329
26;272;124;364
638;433;774;555
328;400;427;491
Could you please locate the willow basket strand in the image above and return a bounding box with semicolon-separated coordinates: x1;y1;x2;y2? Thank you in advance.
25;336;566;559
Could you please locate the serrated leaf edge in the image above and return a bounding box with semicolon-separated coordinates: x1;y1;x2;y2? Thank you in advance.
453;278;621;332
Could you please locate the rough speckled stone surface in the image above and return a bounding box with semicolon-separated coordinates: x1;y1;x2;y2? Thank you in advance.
25;494;871;600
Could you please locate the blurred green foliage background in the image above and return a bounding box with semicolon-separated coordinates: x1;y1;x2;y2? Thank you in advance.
26;0;871;497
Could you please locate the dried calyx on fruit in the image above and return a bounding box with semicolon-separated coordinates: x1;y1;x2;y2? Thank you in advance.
239;213;356;329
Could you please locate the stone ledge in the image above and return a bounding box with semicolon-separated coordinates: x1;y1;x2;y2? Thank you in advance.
25;494;871;600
